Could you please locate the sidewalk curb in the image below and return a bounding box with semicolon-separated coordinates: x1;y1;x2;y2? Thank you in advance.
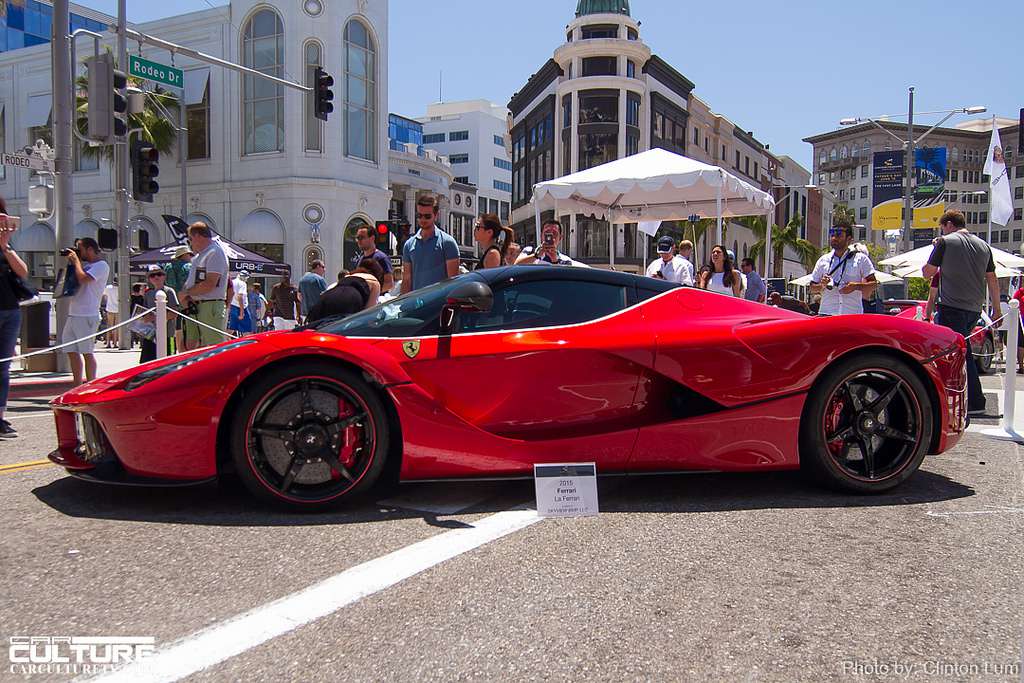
9;378;75;399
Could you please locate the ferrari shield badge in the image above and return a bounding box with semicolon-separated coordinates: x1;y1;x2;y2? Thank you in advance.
402;340;421;359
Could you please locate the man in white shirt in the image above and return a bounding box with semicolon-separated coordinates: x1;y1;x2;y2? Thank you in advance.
810;221;877;316
102;278;119;348
646;236;693;285
61;237;110;386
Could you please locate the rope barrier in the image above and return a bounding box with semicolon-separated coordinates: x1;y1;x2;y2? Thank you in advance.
174;309;236;339
0;307;157;365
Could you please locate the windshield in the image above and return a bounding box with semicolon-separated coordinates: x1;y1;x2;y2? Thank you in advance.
314;274;485;338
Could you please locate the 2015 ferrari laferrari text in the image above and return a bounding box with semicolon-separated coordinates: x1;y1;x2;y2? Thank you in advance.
49;266;967;510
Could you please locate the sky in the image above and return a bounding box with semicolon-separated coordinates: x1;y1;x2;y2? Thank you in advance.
81;0;1023;171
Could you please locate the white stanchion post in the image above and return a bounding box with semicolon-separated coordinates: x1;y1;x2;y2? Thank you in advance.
1002;299;1019;433
155;290;168;360
982;299;1022;442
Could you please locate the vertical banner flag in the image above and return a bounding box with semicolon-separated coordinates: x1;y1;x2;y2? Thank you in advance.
911;147;946;229
162;215;190;246
984;121;1014;226
871;151;904;230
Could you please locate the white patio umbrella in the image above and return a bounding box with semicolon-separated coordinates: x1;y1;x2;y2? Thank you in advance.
789;271;903;287
530;148;775;270
879;244;1024;269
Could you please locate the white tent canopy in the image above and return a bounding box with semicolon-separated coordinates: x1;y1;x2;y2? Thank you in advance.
892;264;1022;279
789;270;903;287
880;244;1024;269
532;148;774;224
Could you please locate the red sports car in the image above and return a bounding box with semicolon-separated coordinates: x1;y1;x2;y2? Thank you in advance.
50;266;968;510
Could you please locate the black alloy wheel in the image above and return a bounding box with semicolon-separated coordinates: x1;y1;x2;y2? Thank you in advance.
230;362;390;510
800;353;933;493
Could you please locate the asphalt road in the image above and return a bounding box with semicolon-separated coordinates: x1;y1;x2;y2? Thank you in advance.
1;393;1021;682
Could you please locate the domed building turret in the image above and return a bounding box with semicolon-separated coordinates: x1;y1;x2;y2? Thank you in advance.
508;2;778;271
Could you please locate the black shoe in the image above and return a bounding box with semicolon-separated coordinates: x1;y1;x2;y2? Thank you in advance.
0;419;16;439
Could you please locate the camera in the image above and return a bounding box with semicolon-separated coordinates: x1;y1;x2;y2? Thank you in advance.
543;233;555;247
825;283;834;291
60;248;75;257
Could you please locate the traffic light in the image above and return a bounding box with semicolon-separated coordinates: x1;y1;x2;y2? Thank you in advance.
314;66;334;121
85;53;128;142
131;139;159;203
374;221;391;248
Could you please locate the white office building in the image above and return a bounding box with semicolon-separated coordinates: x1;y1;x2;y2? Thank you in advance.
419;99;511;225
4;0;390;290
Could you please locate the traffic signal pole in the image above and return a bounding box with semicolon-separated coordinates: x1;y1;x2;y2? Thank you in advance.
116;0;131;349
51;0;74;370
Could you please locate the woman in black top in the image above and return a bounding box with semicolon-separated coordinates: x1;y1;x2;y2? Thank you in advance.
0;196;28;438
473;213;513;270
306;258;383;324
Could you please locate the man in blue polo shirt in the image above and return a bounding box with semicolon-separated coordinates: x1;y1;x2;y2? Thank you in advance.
401;194;460;294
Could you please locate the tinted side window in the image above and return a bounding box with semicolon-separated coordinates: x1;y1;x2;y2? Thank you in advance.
459;280;627;333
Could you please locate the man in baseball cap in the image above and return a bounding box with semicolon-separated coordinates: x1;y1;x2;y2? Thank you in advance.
645;235;693;285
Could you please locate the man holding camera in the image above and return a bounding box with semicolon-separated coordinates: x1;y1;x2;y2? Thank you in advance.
809;220;876;316
179;221;229;350
515;219;588;268
61;237;109;386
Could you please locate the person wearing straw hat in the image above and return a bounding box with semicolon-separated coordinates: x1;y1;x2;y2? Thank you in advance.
165;245;193;351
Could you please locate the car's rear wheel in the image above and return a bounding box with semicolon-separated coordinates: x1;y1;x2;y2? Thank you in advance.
230;362;389;511
975;336;994;374
800;353;932;494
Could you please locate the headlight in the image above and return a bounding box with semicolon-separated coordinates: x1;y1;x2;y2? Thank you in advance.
123;340;257;391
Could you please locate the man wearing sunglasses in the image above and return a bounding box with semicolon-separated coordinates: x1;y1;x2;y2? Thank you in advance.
809;220;877;316
401;194;460;294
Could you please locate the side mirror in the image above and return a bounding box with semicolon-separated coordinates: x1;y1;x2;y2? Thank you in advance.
440;280;493;334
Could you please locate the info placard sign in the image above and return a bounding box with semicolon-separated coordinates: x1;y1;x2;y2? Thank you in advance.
534;463;599;517
128;55;184;89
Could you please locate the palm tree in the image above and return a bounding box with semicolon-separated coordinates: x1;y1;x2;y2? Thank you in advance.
74;74;179;161
747;214;820;278
832;204;856;227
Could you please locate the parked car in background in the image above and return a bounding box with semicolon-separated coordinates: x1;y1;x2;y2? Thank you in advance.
891;300;995;374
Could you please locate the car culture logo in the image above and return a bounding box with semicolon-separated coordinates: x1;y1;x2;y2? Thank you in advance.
402;340;421;358
8;636;155;675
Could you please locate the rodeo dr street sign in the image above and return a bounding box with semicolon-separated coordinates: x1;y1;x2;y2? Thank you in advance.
1;152;53;173
129;55;184;89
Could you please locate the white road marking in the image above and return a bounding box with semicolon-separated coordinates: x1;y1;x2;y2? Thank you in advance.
85;508;542;683
926;506;1024;517
4;412;53;421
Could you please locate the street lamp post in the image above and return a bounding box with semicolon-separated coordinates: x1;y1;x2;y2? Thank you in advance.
840;91;985;252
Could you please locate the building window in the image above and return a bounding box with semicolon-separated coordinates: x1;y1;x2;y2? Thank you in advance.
692;127;699;146
753;162;758;178
494;134;504;146
735;150;740;169
579;133;617;171
626;60;635;78
626;132;639;156
818;172;825;184
494;157;512;170
1014;229;1022;242
450;153;469;164
581;24;618;39
626;93;640;127
861;164;868;178
74;139;99;172
242;8;284;154
744;156;750;176
344;19;377;161
578;217;609;258
1001;229;1009;243
187;77;210;160
859;206;867;220
1016;208;1023;221
860;186;868;199
951;169;959;182
454;176;469;184
494;180;512;193
819;150;827;166
423;133;445;144
582;56;617;77
562;95;572;129
579;91;618;123
627;27;638;40
304;41;323;152
1015;186;1023;200
830;148;837;161
722;145;727;161
449;130;469;141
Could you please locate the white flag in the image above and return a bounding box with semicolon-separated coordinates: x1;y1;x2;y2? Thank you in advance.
983;121;1014;226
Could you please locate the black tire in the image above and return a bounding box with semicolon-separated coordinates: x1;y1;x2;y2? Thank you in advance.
799;353;933;494
230;361;391;511
975;336;994;375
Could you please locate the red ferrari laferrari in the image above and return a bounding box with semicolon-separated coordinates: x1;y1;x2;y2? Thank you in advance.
50;265;968;510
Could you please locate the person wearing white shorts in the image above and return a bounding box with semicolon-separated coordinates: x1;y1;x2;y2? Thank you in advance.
273;316;297;331
62;315;101;353
61;238;110;386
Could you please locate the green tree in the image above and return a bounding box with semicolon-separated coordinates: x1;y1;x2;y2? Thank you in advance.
75;74;179;161
832;204;856;226
746;214;820;278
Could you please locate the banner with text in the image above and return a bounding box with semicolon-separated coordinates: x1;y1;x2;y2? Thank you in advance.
871;151;904;230
911;146;946;230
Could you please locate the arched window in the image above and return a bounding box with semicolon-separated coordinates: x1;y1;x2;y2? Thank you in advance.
819;150;826;166
862;139;871;156
840;145;848;159
952;146;959;161
242;8;284;154
344;19;376;162
830;147;837;161
304;40;323;152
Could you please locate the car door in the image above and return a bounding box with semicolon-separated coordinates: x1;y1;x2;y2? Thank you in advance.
395;272;650;469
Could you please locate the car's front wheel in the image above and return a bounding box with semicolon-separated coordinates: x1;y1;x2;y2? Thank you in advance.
230;362;390;511
800;353;932;494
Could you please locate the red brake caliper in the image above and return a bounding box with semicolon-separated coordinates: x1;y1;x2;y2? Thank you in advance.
331;397;361;479
825;395;846;456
